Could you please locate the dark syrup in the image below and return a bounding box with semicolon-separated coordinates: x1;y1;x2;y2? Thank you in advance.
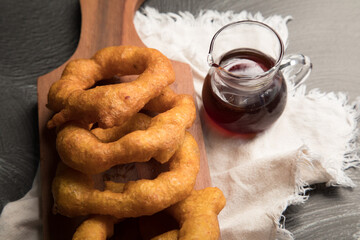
202;49;287;136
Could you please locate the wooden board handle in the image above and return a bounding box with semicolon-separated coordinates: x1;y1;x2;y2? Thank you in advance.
75;0;145;58
121;0;145;45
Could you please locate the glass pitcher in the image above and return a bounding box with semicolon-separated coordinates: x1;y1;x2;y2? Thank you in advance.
202;20;312;137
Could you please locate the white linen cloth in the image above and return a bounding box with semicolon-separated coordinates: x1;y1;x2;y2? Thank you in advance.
1;7;359;240
134;7;360;240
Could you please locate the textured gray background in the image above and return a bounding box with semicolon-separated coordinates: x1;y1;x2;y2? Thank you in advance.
0;0;359;239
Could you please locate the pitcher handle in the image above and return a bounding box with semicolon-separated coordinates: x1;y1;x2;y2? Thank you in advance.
279;54;312;89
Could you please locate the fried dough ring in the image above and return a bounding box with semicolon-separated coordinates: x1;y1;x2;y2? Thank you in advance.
151;230;178;240
52;132;200;218
56;88;196;175
47;46;175;129
71;188;225;240
72;215;117;240
72;182;124;240
154;187;226;240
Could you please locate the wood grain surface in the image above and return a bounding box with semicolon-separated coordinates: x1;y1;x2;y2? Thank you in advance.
0;0;359;240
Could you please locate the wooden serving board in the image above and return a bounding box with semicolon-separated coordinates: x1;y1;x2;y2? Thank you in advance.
37;0;212;239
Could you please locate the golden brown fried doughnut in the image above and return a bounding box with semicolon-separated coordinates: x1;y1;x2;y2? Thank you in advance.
56;88;196;175
152;187;226;240
72;215;117;240
52;132;200;218
71;187;225;240
72;182;126;240
151;229;179;240
47;46;175;129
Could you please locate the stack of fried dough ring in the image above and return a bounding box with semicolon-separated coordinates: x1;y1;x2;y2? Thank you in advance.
48;46;225;239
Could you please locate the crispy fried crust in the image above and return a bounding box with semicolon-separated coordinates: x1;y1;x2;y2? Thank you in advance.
47;46;175;128
48;45;226;239
151;229;179;240
71;182;125;240
72;215;117;240
56;88;196;175
52;132;200;219
164;187;226;240
71;188;226;240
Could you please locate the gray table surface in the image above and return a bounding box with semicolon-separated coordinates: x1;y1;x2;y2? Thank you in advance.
0;0;359;239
